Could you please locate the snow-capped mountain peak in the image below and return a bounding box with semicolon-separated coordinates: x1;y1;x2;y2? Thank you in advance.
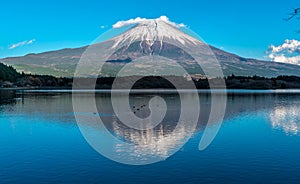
111;16;201;49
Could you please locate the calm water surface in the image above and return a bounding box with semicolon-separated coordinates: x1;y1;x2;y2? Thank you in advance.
1;89;300;183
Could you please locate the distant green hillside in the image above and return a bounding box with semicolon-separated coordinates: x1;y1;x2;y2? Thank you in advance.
0;63;20;82
2;45;300;78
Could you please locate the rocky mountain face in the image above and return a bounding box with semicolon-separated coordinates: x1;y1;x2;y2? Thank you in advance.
2;18;300;77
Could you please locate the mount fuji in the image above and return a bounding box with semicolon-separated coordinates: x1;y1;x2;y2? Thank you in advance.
2;16;300;77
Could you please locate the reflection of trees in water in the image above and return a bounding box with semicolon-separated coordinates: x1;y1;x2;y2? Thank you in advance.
225;92;296;117
0;90;17;106
0;91;75;123
2;90;300;136
2;90;300;157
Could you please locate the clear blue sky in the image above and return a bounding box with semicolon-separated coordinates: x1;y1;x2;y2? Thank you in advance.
0;0;299;60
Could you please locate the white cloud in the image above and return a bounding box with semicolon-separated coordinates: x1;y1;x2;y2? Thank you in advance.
9;39;36;49
100;25;107;29
112;17;148;28
267;39;300;65
112;16;186;29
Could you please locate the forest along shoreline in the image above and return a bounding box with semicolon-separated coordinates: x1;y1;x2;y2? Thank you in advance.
1;63;300;90
1;75;300;90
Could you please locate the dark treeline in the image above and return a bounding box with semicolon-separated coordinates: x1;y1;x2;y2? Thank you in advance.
2;63;300;89
225;74;300;89
0;63;73;88
73;75;300;89
3;74;300;89
0;63;20;82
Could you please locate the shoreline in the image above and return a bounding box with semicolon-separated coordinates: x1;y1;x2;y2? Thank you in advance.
4;88;300;95
2;86;300;91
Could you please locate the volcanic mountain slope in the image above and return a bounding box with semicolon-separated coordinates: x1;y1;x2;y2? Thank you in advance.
1;17;300;77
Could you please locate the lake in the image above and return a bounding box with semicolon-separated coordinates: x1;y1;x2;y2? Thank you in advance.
1;89;300;183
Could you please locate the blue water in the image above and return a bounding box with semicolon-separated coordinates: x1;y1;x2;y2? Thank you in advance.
1;90;300;183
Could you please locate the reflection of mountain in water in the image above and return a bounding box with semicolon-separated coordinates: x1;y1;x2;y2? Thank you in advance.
2;90;300;156
112;121;193;158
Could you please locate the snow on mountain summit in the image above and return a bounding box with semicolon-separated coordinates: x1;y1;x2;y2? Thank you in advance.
111;16;202;49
